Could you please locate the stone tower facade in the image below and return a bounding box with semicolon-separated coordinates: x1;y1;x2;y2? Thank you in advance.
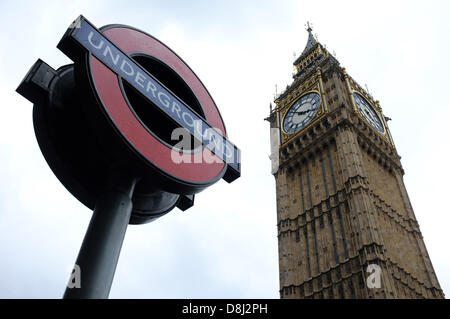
266;25;444;299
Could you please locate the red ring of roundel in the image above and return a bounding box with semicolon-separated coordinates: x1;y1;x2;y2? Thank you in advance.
89;26;226;183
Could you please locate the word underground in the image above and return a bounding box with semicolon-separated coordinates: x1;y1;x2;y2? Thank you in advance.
71;18;239;170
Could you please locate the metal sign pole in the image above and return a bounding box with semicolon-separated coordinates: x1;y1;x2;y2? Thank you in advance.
63;169;137;299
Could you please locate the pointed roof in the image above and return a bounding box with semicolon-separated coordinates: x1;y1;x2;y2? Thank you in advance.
302;23;318;55
294;22;320;66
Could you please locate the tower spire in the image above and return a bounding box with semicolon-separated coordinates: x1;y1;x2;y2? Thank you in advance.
301;21;318;55
293;22;321;69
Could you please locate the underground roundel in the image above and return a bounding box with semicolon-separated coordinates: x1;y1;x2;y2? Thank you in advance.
58;15;241;188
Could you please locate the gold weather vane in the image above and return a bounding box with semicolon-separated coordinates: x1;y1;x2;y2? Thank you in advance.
305;21;313;32
305;22;319;41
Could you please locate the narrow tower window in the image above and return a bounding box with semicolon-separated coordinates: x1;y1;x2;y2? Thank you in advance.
306;170;313;208
337;206;349;259
312;223;321;274
304;228;312;278
320;158;329;198
299;170;306;214
329;213;339;264
327;154;337;193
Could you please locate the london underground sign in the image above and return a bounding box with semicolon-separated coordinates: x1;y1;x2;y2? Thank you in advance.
16;15;241;298
59;16;240;181
58;15;240;187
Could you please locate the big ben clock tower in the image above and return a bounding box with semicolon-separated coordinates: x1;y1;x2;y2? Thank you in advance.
266;24;444;299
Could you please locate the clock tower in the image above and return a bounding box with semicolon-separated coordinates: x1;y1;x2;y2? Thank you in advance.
266;25;444;299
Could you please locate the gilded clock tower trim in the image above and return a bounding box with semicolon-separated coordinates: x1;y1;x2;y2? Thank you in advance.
266;25;444;299
279;68;329;144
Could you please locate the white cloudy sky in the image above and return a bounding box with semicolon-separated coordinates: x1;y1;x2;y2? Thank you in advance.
0;0;449;298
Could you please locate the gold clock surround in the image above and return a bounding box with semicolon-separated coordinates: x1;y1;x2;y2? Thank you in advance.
279;81;328;145
351;90;389;141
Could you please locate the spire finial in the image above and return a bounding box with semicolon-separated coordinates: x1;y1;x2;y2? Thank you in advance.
305;21;313;33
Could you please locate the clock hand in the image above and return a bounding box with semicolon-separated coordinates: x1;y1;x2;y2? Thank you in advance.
363;109;381;128
365;109;377;122
293;109;313;115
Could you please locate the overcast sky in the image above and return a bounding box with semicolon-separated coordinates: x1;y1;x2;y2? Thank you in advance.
0;0;449;298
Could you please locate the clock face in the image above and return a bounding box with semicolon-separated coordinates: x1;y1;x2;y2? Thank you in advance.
283;92;321;134
353;93;385;133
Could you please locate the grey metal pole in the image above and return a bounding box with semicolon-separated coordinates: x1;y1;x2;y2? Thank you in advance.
63;169;137;299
